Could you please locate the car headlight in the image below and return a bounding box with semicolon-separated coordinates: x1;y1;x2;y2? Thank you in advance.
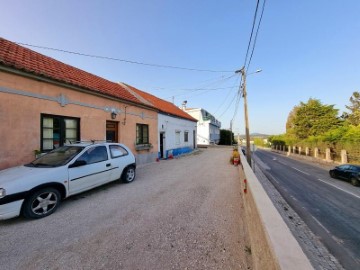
0;188;6;198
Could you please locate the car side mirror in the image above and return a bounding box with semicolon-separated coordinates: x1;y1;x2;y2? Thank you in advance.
69;160;87;168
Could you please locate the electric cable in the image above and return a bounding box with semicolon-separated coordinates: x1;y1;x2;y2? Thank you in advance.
16;42;234;73
246;0;267;71
164;74;237;99
213;76;240;115
243;0;260;68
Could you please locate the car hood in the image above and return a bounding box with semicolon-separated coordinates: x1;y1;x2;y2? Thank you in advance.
0;165;61;187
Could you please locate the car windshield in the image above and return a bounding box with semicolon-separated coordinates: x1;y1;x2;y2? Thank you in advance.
27;146;84;167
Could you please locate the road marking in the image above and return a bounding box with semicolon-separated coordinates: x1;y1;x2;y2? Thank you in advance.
277;160;288;166
317;178;360;199
292;167;310;175
312;216;330;234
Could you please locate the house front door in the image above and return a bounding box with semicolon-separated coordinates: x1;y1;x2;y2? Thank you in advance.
106;121;118;142
160;132;165;158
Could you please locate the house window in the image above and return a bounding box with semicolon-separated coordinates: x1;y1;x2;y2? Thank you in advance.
184;131;189;142
41;114;80;151
176;131;181;145
136;124;149;144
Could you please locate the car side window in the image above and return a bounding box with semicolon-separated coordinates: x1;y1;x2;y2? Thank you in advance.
77;146;108;164
110;145;128;158
350;166;360;172
339;165;350;170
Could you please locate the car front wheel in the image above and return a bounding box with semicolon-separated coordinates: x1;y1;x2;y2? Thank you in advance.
122;166;136;183
350;178;360;186
329;171;336;178
22;188;61;219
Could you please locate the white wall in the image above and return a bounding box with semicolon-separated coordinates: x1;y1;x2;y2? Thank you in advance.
158;114;197;158
197;123;210;144
185;108;221;145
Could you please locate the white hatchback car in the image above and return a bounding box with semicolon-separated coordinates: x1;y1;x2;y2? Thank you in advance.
0;142;136;220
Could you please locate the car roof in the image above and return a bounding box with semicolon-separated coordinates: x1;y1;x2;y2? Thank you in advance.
64;142;123;147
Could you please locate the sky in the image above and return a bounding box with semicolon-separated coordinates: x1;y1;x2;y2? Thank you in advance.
1;0;359;135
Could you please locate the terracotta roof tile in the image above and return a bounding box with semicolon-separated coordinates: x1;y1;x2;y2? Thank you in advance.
0;37;150;106
125;84;197;122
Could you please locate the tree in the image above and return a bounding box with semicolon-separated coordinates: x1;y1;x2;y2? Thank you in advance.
286;98;343;140
344;91;360;126
268;134;286;146
219;129;234;145
286;106;299;135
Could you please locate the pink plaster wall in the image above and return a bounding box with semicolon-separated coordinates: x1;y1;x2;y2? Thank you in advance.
0;71;158;170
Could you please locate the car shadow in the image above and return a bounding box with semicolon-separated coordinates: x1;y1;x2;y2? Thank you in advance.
0;180;128;224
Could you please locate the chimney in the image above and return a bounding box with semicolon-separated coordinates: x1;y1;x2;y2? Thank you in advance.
181;100;187;110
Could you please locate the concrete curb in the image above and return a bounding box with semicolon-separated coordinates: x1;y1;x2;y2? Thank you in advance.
239;153;314;270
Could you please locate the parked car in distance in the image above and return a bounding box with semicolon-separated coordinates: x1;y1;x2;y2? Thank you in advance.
329;164;360;186
0;142;136;220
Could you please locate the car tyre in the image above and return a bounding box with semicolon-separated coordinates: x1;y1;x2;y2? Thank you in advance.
350;178;360;187
122;166;136;183
329;171;336;178
22;188;61;219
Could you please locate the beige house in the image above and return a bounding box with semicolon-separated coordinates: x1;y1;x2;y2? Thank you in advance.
0;38;158;170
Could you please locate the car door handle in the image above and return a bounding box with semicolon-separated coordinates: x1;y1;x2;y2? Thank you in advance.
106;163;111;167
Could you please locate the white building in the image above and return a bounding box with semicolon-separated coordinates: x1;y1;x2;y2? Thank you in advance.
126;85;198;159
183;106;221;145
158;114;197;158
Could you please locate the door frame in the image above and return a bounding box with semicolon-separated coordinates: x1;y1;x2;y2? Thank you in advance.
106;121;119;143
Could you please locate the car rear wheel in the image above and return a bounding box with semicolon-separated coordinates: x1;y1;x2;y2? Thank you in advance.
350;178;360;186
122;166;136;183
22;188;61;219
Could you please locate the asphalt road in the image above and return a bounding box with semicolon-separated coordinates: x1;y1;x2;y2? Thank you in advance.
0;148;251;270
254;149;360;270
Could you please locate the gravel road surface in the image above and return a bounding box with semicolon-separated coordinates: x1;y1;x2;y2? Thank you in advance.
1;147;252;270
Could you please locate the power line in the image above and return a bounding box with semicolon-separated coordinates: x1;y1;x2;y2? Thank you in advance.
16;42;234;73
164;74;237;99
217;91;239;119
213;76;240;115
246;0;267;71
243;0;261;68
231;78;244;123
162;85;238;92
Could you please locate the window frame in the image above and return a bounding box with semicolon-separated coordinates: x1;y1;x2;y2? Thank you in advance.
136;124;149;145
110;145;129;158
184;131;189;143
175;130;181;145
41;114;80;152
76;146;108;165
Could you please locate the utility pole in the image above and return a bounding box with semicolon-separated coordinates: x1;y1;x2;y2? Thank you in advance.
235;67;262;167
230;120;233;146
236;67;252;167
